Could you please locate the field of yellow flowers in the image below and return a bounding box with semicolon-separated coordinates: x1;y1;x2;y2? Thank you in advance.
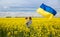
0;18;60;37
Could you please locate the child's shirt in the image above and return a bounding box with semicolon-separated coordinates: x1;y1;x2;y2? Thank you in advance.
26;20;32;28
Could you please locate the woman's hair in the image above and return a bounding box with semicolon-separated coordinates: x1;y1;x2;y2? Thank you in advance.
29;17;32;20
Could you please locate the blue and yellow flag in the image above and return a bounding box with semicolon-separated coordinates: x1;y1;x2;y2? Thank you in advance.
37;3;57;19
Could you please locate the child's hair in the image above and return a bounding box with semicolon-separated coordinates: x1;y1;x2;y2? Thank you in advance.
29;17;32;20
25;17;28;19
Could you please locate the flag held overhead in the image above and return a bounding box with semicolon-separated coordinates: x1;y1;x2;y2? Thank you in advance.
37;3;57;19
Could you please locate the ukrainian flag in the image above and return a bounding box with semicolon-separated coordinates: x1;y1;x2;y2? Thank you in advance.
37;3;57;19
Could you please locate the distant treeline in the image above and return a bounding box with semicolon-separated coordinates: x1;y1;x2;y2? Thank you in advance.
5;16;41;18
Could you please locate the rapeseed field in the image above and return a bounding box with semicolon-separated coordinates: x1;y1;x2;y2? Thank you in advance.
0;18;60;37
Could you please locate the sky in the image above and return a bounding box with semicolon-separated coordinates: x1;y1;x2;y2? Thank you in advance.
0;0;60;8
0;0;60;17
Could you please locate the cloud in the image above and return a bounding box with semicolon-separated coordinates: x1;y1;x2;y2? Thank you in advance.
0;0;60;17
0;12;41;17
0;0;60;8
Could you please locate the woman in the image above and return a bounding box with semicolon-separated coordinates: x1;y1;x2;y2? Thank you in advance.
25;17;32;28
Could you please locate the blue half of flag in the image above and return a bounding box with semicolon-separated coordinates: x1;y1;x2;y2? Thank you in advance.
40;3;57;15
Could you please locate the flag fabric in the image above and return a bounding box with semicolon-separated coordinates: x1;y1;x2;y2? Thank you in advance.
37;3;57;19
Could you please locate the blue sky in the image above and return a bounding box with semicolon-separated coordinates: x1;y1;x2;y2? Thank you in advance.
0;0;60;17
0;0;60;8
